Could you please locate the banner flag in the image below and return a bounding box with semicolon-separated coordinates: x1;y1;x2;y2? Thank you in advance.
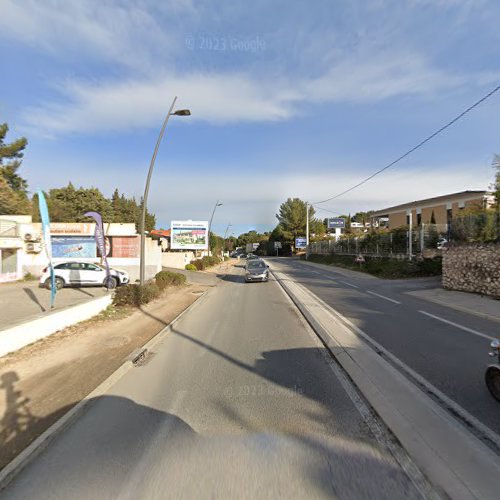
38;189;56;308
84;211;111;285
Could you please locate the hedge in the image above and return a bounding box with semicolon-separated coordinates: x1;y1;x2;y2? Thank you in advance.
113;282;160;307
155;270;186;290
305;254;442;279
185;264;197;271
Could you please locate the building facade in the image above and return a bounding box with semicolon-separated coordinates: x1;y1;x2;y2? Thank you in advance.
371;191;494;230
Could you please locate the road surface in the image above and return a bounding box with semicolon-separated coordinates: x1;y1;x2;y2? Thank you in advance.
0;263;427;499
268;258;500;439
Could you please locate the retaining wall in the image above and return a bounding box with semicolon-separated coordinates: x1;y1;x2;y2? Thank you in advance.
442;243;500;298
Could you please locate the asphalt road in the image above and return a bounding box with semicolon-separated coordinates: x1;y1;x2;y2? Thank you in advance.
268;258;500;438
0;281;109;330
1;264;426;499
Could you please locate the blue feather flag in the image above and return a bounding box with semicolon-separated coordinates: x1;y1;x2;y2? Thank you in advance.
38;189;56;308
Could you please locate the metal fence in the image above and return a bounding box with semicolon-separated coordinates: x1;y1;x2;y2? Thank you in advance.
309;214;499;258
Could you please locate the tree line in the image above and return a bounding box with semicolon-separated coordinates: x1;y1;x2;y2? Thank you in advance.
0;123;156;231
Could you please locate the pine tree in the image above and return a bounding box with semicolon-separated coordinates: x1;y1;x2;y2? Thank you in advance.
0;123;31;214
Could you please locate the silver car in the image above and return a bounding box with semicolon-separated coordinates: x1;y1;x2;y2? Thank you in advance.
40;261;129;290
245;260;269;283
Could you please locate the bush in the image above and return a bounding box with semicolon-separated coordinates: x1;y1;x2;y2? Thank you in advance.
201;255;221;267
185;264;197;271
306;254;442;279
113;282;160;307
191;259;205;270
155;270;186;290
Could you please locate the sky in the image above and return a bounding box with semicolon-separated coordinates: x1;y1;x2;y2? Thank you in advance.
1;0;500;236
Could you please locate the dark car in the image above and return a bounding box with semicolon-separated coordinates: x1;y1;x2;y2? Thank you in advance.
245;260;269;282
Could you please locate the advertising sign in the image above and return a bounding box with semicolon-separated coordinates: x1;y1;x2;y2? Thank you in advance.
170;220;209;250
84;211;110;282
38;189;56;307
50;222;94;234
295;237;307;249
111;236;139;258
327;218;346;229
52;236;96;258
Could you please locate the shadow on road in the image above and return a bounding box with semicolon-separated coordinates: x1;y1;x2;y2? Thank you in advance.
22;288;46;312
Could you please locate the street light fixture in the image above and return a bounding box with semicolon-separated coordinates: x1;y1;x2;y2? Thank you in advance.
140;96;191;285
207;200;223;256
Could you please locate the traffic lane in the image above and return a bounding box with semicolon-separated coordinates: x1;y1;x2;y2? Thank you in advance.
269;261;500;435
0;281;109;330
2;265;423;499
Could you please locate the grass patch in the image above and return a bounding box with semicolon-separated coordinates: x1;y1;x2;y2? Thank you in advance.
306;253;442;279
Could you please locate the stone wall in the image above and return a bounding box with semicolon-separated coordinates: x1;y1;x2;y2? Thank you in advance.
442;243;500;298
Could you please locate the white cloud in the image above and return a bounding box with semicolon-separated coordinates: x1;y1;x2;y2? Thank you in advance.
0;0;187;71
21;50;493;136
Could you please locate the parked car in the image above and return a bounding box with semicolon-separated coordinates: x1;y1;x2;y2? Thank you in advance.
40;261;129;290
245;259;269;283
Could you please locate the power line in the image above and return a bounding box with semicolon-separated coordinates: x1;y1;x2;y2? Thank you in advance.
313;83;500;206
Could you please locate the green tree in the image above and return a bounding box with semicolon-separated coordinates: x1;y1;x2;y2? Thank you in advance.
0;123;31;214
276;198;318;240
492;154;500;208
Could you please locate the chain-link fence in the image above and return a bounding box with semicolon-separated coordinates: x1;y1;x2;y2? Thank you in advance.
309;214;499;259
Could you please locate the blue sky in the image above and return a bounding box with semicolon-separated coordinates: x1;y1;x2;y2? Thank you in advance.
1;0;500;236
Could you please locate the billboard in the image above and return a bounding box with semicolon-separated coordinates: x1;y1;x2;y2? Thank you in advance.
327;218;346;229
170;220;209;250
52;236;96;258
295;237;307;249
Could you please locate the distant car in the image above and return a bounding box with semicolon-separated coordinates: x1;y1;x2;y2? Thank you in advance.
246;253;259;260
40;261;129;290
230;251;239;258
245;259;269;282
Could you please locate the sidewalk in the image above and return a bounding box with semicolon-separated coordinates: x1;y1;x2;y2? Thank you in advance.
407;287;500;324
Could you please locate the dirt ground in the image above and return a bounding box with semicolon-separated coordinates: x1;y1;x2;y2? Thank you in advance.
0;283;208;470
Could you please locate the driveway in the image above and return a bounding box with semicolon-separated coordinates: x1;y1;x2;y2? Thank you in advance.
0;281;110;331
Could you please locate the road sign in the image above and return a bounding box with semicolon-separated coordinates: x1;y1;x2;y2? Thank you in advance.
295;237;307;249
274;241;282;249
327;218;345;229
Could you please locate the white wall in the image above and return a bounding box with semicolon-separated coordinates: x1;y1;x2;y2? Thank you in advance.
161;251;196;269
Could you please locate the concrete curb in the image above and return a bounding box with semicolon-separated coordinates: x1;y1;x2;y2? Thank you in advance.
0;289;210;491
270;264;500;500
0;295;113;358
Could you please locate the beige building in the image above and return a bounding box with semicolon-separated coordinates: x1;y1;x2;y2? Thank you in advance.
371;190;494;229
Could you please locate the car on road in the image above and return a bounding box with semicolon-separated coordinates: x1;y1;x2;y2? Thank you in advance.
245;259;269;282
246;253;259;260
40;261;129;290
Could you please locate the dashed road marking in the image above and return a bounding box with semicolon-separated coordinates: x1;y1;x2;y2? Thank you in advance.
367;290;401;305
418;310;495;341
339;281;359;289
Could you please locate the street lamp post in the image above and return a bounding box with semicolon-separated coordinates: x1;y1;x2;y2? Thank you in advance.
140;96;191;285
207;200;223;256
223;222;232;256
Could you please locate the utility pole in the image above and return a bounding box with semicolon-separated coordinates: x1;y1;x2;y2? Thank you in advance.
306;202;310;260
408;210;413;261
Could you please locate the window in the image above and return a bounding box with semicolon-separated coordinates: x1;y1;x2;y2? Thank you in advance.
84;263;101;271
417;213;422;226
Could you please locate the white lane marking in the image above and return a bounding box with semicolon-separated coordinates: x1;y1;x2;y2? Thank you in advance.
366;290;401;305
418;310;495;341
339;281;359;288
310;271;322;275
285;277;500;451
